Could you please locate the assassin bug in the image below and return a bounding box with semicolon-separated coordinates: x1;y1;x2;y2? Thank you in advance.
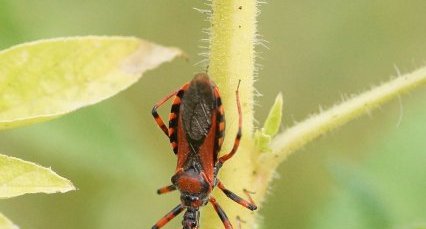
151;73;257;229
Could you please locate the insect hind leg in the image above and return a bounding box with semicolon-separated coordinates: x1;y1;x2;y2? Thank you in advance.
217;80;242;167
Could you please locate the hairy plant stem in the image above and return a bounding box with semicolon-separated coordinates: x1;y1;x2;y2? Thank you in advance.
254;66;426;208
205;0;258;228
202;0;426;228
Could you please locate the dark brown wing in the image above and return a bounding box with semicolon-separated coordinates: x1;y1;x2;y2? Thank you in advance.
181;74;216;149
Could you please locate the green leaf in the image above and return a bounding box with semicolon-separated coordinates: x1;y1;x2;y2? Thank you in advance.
254;129;272;152
0;36;182;130
0;154;75;198
263;92;283;136
255;93;283;152
0;213;18;229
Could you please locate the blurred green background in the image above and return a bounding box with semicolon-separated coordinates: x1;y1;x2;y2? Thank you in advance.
1;0;426;228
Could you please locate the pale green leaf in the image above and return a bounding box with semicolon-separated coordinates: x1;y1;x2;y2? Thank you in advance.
254;129;272;152
0;154;75;198
263;92;283;136
0;36;182;129
0;213;19;229
255;93;283;152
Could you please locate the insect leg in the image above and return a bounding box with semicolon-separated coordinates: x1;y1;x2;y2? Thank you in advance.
152;204;185;229
209;197;233;229
152;90;178;137
218;81;242;165
156;184;177;195
217;180;257;211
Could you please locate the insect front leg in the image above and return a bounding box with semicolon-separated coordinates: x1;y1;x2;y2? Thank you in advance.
156;184;177;195
152;204;185;229
217;180;257;211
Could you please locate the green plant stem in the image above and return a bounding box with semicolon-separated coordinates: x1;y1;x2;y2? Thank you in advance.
253;66;426;205
205;0;258;228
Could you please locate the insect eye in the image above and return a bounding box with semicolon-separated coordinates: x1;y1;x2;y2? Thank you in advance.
183;195;199;202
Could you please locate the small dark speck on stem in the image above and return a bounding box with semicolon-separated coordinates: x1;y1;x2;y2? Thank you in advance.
239;25;242;28
238;6;243;10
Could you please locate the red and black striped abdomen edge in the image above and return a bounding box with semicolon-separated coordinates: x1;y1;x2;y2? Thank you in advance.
168;83;189;154
213;86;225;162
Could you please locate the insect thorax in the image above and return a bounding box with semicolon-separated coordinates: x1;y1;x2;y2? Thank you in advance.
172;166;210;208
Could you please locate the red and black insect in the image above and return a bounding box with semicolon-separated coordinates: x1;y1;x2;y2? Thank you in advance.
151;73;257;229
